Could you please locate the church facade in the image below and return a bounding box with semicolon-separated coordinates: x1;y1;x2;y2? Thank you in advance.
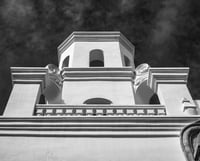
0;32;200;161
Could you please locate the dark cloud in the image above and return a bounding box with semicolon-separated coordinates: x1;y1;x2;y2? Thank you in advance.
152;0;184;45
1;0;35;27
0;0;200;114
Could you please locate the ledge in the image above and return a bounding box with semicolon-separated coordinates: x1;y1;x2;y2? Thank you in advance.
62;67;135;81
0;116;199;137
10;67;48;91
148;67;189;92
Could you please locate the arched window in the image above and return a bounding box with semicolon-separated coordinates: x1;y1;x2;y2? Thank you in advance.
83;98;112;104
62;56;69;68
89;49;104;67
124;56;131;66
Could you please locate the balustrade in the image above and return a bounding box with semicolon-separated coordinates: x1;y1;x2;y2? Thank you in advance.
34;104;166;116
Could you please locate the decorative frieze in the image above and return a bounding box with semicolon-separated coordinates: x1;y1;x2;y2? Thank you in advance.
35;104;167;116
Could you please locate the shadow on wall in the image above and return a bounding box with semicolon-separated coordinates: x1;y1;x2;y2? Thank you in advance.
135;81;160;104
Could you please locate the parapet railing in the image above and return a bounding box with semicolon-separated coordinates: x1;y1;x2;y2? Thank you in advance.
34;104;166;116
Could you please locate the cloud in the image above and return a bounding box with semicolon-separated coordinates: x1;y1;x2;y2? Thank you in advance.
152;0;184;45
1;0;35;26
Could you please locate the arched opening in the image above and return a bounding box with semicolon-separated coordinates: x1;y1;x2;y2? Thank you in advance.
62;56;69;68
39;94;46;104
124;56;131;66
89;49;104;67
149;93;160;104
83;98;112;104
135;80;160;104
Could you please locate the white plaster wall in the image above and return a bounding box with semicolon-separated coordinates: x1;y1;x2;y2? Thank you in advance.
0;136;186;161
119;43;134;68
60;42;123;68
157;84;194;115
59;43;75;69
62;81;135;105
4;84;40;116
135;81;154;104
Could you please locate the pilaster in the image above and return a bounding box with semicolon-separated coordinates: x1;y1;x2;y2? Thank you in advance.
148;68;197;115
3;67;47;116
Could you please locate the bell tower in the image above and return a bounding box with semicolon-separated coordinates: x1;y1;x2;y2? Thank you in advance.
1;31;200;161
58;32;136;105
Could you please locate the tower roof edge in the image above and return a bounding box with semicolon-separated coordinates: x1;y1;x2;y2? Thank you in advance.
57;31;135;60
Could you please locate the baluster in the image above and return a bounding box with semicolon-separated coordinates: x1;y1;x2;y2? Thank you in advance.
75;109;83;115
36;108;43;116
86;109;93;116
66;109;73;115
147;109;155;115
157;108;166;115
137;109;145;115
46;109;53;116
106;109;114;116
116;109;124;115
96;109;104;115
127;109;134;115
56;109;63;116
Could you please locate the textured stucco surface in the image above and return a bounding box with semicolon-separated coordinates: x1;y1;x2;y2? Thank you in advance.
157;84;195;115
0;136;185;161
59;41;134;68
4;84;40;116
62;81;135;105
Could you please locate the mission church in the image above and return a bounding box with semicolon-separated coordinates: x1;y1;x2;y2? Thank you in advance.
0;32;200;161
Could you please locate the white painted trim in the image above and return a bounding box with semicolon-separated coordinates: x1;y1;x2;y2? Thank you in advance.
11;67;48;91
148;67;189;92
62;67;135;81
0;116;199;137
35;104;165;108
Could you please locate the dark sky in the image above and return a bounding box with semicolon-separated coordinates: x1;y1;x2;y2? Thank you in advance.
0;0;200;114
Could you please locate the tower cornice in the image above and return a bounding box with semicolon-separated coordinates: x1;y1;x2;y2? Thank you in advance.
57;31;135;61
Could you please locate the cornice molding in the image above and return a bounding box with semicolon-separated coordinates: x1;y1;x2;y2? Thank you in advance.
148;67;189;92
1;116;200;121
57;31;135;60
62;67;135;81
0;116;199;137
11;67;48;90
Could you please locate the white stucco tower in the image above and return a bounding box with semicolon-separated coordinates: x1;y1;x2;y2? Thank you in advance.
0;31;200;161
59;32;135;105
